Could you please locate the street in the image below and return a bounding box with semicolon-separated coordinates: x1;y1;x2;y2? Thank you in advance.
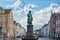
17;37;57;40
0;37;58;40
38;38;55;40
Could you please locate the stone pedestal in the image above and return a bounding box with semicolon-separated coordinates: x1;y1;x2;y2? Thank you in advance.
22;36;38;40
22;24;38;40
27;24;33;37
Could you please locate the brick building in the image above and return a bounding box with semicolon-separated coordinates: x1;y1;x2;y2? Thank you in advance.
50;12;60;38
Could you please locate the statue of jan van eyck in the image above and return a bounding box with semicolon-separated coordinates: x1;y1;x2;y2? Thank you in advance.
27;11;33;24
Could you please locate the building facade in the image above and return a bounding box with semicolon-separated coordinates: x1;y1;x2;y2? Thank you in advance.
39;22;50;38
33;29;39;37
0;7;15;38
13;21;17;39
16;23;26;37
42;24;48;37
50;13;60;38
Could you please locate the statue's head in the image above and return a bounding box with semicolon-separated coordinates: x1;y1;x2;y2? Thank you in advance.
29;11;31;13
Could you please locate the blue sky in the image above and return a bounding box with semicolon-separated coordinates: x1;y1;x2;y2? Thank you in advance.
0;0;60;9
0;0;60;30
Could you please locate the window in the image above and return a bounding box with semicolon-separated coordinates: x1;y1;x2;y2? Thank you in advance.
0;27;2;37
46;28;47;31
56;20;60;25
59;15;60;19
0;23;2;27
0;12;1;13
3;16;7;21
0;16;2;22
57;28;60;32
56;28;60;32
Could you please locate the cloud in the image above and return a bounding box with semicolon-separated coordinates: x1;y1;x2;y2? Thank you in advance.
19;17;27;30
23;4;37;14
33;10;51;26
32;3;60;27
14;1;21;8
6;0;21;9
13;9;23;16
6;0;37;30
28;4;37;9
49;3;60;13
6;0;37;15
0;0;15;1
19;3;60;30
6;0;60;30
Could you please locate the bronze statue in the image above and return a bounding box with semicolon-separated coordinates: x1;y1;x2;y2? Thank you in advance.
27;11;33;24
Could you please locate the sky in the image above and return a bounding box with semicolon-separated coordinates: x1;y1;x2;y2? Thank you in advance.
0;0;60;30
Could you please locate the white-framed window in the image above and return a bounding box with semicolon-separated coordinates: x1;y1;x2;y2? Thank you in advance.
56;20;60;25
0;23;2;27
57;16;60;19
56;28;60;32
0;27;2;37
58;28;60;32
0;16;2;22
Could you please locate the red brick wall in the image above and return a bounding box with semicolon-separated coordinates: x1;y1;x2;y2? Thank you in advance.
50;13;60;36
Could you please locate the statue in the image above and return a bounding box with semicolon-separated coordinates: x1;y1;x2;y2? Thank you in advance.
27;11;33;24
22;11;38;40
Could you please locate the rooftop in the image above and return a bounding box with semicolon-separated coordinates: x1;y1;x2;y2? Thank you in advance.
0;7;12;14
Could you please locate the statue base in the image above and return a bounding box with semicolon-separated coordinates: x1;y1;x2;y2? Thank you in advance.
22;36;38;40
22;24;38;40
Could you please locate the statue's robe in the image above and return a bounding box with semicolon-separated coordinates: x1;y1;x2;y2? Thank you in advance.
27;13;33;24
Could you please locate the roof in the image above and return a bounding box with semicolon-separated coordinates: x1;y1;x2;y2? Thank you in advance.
42;24;48;28
0;7;12;14
4;9;12;14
